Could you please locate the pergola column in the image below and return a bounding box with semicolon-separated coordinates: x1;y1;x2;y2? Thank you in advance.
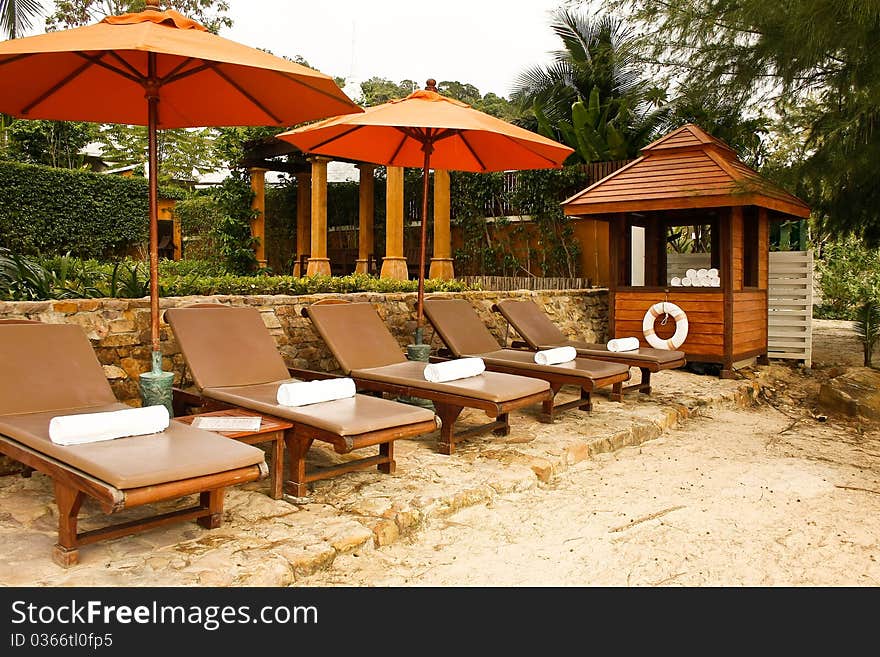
292;172;311;276
429;168;454;280
355;163;375;274
380;165;408;280
306;156;331;277
248;167;268;269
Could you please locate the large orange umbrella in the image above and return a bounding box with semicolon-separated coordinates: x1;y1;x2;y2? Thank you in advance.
0;0;360;383
277;79;574;341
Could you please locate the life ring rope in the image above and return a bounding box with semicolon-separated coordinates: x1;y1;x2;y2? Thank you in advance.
642;301;688;350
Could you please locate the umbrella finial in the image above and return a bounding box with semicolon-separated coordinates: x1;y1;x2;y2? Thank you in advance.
145;0;161;11
425;78;438;92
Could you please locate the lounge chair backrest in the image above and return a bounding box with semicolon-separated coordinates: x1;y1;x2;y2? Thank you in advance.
0;323;116;415
494;299;567;349
164;306;290;390
304;302;406;373
423;298;501;356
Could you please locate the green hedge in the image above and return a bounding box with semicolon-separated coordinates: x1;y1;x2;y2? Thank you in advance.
160;272;472;297
0;161;184;259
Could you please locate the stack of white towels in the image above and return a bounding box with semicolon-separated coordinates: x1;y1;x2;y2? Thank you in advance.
671;268;720;287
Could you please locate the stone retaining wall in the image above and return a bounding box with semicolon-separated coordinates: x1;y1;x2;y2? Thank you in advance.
0;288;608;406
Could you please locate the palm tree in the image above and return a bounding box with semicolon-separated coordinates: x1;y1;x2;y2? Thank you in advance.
0;0;42;39
512;8;668;163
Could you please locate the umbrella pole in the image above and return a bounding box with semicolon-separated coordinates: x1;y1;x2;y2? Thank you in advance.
138;52;174;416
415;143;433;343
147;83;160;373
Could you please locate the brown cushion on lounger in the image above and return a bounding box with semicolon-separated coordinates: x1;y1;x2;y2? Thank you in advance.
350;361;549;403
164;306;291;391
0;403;264;489
494;299;568;348
202;380;434;436
0;323;117;415
304;302;408;372
422;298;502;356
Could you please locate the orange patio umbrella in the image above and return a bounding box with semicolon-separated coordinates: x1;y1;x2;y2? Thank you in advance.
0;0;361;390
276;79;574;342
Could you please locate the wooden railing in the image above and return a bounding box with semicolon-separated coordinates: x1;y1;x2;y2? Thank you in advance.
459;276;596;291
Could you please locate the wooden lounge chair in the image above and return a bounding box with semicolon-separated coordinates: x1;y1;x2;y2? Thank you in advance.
423;298;632;419
164;305;439;495
0;322;268;567
493;299;687;398
301;300;553;455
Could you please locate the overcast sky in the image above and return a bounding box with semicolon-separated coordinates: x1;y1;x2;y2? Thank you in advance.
23;1;580;98
223;0;566;98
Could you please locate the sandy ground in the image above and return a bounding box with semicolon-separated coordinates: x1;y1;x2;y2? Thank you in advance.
295;321;880;586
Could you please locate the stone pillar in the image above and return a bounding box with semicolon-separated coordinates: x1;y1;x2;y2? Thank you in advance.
355;164;376;274
249;167;268;269
380;165;409;280
429;168;454;280
292;172;311;276
306;157;331;277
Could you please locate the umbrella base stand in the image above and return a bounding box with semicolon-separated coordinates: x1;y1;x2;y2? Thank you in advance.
397;343;435;410
139;352;175;417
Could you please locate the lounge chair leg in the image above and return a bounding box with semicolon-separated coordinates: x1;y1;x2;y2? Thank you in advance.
378;441;396;474
541;384;563;423
197;489;224;529
580;388;592;413
610;382;624;403
492;412;510;436
434;404;464;455
53;482;83;568
640;368;652;395
285;431;315;497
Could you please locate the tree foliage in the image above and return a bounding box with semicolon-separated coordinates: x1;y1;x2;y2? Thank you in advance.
611;0;880;243
6;119;95;169
46;0;231;33
512;7;668;163
0;0;42;38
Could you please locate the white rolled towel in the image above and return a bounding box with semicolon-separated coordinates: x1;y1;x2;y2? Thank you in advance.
697;268;708;278
534;346;577;365
707;268;719;277
607;337;640;352
49;405;170;446
276;377;356;406
424;357;486;383
681;277;693;287
670;276;682;287
685;269;697;280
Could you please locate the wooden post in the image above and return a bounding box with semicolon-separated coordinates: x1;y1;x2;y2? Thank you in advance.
172;205;182;260
429;168;454;280
355;164;375;274
292;172;311;276
249;167;268;269
721;208;735;378
380;165;409;280
306;157;331;277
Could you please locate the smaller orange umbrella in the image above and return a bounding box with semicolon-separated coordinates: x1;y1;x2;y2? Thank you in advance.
278;79;574;340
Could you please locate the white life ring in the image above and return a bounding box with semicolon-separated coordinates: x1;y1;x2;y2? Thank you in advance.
642;301;688;350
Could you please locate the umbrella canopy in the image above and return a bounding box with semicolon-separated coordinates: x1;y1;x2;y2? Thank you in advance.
277;80;574;334
0;0;361;371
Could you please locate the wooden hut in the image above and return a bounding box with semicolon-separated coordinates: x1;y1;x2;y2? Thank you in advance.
562;124;811;377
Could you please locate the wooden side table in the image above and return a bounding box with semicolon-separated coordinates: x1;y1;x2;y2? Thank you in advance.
175;408;292;500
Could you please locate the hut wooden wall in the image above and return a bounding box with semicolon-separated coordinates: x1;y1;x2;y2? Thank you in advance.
612;289;725;362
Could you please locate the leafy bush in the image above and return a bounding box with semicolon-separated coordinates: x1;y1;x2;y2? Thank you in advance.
814;236;880;320
0;248;473;301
